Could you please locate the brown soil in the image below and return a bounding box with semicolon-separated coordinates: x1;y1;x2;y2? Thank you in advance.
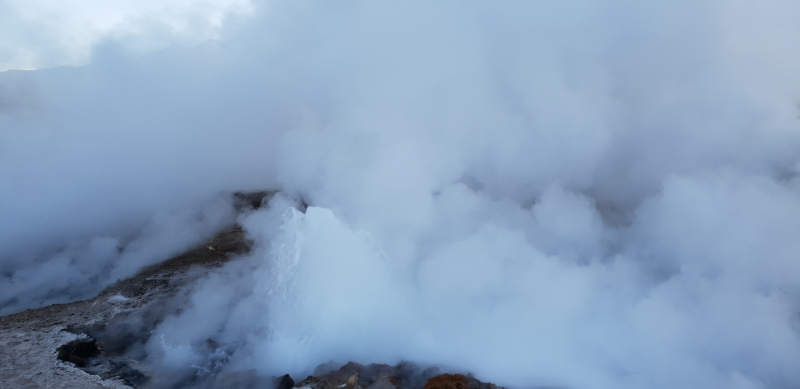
424;374;473;389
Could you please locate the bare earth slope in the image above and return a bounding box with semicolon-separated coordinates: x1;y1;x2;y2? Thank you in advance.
0;191;268;389
0;224;251;388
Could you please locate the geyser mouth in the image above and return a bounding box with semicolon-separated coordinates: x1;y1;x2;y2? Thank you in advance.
57;336;149;388
40;191;510;389
57;337;102;368
38;192;279;387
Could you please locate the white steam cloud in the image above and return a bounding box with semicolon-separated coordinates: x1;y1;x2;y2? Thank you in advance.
3;1;800;388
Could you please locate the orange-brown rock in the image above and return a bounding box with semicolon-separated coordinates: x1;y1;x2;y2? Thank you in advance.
423;374;474;389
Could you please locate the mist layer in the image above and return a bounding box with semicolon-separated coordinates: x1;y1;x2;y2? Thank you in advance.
3;1;800;388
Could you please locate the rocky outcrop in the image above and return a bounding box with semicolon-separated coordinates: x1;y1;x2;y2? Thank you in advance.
423;374;503;389
293;361;502;389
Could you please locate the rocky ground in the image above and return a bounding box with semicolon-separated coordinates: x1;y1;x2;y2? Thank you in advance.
0;191;505;389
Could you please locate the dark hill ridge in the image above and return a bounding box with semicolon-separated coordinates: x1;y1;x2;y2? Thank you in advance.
0;191;506;389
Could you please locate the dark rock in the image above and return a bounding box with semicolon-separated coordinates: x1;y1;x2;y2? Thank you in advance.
57;338;101;368
276;374;296;389
233;191;276;211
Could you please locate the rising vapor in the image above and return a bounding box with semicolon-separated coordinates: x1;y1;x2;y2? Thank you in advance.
2;1;800;388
